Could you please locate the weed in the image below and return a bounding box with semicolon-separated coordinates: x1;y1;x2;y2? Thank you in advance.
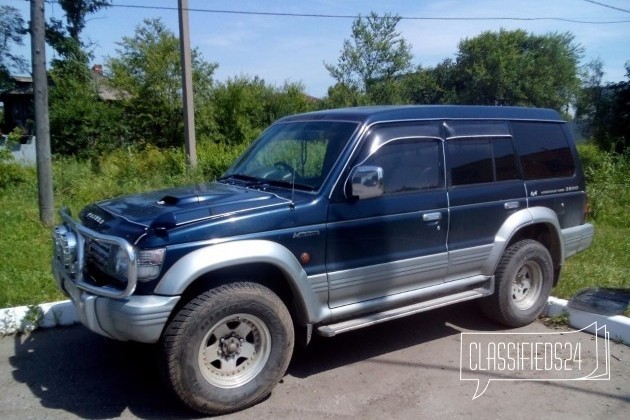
20;305;44;333
541;311;570;329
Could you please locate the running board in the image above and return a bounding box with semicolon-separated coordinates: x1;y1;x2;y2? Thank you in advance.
317;289;484;337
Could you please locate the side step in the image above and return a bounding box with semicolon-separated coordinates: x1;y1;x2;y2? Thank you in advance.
317;289;484;337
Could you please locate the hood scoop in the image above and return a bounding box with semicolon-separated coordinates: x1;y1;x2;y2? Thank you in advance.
158;195;192;206
157;192;218;206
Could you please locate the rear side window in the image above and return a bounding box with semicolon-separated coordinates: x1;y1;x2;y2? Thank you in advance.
511;122;575;180
448;137;519;186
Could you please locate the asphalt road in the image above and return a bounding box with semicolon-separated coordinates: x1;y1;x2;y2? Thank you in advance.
1;301;628;419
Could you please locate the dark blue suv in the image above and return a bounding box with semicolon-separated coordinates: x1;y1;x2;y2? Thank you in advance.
52;106;593;414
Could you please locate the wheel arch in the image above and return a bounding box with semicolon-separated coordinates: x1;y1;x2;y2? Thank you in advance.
485;207;564;285
154;240;329;326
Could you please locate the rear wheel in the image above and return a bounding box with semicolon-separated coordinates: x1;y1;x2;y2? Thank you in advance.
160;282;294;415
480;239;553;327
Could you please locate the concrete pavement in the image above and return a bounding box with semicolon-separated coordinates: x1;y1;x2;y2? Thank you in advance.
1;301;629;419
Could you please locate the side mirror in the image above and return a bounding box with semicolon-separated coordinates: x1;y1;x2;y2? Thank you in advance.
349;166;384;200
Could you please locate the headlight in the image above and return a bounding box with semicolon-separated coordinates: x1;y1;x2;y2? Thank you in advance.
136;248;166;281
114;247;165;282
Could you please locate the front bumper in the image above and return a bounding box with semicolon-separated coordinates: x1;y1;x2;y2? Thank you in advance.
54;260;179;343
52;208;179;343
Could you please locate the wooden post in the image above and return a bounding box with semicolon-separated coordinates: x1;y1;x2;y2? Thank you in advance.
178;0;197;168
31;0;55;226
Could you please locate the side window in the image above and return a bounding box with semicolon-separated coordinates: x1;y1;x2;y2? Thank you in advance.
511;122;575;180
363;139;443;194
448;137;519;186
493;138;519;181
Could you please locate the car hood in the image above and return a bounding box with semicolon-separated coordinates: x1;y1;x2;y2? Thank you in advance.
81;182;292;230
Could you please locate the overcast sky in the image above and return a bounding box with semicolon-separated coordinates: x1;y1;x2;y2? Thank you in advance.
6;0;630;98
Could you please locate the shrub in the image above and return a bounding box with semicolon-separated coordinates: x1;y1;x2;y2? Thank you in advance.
577;143;630;227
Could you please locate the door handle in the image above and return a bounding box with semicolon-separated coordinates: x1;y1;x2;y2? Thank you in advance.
422;212;442;222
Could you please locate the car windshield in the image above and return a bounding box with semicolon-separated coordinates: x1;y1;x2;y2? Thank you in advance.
222;121;358;191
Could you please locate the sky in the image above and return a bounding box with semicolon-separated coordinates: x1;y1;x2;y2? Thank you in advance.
5;0;630;98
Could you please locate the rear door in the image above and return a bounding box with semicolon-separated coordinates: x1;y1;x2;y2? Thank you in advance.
444;121;526;281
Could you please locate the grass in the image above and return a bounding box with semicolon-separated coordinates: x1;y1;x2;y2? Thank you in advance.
556;224;630;297
0;141;246;308
0;142;628;310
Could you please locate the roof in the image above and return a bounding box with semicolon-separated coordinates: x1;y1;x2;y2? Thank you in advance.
278;105;564;125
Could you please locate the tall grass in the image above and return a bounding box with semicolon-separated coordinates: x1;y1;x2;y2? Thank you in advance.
0;141;627;308
556;144;630;300
0;141;246;308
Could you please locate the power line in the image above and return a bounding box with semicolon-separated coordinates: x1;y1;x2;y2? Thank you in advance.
583;0;630;14
100;2;630;25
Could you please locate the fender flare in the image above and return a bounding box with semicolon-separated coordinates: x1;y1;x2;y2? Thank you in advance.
154;239;329;324
482;206;564;275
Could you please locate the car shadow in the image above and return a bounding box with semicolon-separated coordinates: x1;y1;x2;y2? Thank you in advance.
8;300;502;418
288;300;504;378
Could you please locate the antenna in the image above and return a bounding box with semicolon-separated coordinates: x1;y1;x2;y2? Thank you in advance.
289;160;296;210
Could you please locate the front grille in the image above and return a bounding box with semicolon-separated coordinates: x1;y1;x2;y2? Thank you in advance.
87;240;112;273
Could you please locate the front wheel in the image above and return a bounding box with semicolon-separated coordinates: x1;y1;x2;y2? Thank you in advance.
480;239;554;327
160;282;294;415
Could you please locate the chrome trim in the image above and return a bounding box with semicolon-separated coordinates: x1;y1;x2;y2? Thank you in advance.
319;287;487;337
349;165;384;199
423;212;442;222
53;208;138;299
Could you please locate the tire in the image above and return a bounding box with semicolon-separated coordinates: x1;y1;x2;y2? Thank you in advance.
160;282;294;415
480;239;554;327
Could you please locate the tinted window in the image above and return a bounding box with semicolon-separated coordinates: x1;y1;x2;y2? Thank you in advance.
364;139;443;194
511;122;575;179
448;137;519;186
493;138;519;181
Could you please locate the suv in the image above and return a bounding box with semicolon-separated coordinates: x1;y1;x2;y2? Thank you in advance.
52;106;593;414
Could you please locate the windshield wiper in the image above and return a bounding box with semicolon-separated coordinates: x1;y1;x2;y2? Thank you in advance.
217;173;262;184
263;179;315;191
219;174;315;191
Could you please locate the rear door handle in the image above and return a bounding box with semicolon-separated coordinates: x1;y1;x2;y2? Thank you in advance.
422;212;442;222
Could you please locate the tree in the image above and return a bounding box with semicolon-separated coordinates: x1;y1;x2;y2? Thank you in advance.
324;12;412;103
577;60;630;153
107;18;217;148
0;6;28;91
400;60;459;105
46;0;116;155
212;76;316;144
452;29;583;111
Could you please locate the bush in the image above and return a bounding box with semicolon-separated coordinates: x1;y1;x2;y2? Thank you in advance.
577;143;630;227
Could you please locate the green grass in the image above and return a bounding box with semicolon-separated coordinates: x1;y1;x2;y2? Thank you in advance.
0;141;246;308
556;224;630;297
0;142;628;310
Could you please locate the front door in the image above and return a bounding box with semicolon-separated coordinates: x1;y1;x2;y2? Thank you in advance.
326;123;448;308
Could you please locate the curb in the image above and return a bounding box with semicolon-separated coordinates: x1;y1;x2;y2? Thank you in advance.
1;297;628;342
0;300;78;335
544;296;630;344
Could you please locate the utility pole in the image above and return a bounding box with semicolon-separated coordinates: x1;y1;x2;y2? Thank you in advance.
31;0;55;226
178;0;197;168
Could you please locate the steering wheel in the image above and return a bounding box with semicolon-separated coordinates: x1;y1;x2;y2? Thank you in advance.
274;161;295;175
